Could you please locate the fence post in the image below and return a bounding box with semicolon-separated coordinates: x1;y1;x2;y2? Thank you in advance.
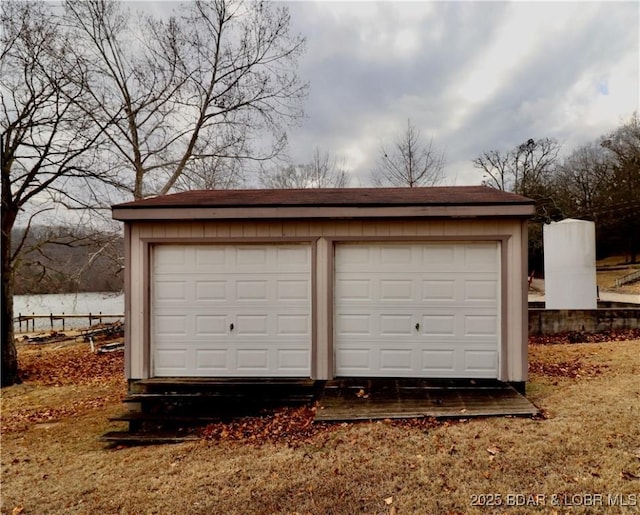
18;313;22;333
62;312;65;331
31;313;35;332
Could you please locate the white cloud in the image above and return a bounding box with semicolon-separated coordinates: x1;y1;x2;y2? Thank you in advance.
281;1;639;185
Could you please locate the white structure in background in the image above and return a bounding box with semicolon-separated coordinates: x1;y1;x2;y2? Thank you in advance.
543;219;597;309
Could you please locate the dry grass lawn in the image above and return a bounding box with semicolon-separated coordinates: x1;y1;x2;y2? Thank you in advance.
596;257;640;294
2;340;640;514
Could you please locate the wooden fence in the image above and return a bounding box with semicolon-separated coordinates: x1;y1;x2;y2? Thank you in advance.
14;313;124;333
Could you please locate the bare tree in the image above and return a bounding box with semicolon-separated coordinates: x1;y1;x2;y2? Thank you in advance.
473;137;561;197
473;137;562;273
173;157;246;191
371;119;445;187
1;1;103;386
64;0;308;199
600;112;640;262
261;148;350;188
553;142;612;217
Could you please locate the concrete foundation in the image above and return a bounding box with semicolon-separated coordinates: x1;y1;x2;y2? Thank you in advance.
528;308;640;336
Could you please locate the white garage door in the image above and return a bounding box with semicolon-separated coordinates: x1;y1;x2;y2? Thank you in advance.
152;244;311;377
335;242;500;378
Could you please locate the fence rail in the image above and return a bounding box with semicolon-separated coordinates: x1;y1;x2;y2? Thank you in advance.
615;269;640;288
14;313;124;333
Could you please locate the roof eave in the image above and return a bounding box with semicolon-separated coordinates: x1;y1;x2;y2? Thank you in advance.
112;204;536;222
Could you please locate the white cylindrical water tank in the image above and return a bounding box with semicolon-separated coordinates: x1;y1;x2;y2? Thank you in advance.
543;219;597;309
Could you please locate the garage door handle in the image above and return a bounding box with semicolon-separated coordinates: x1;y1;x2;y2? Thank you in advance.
415;323;420;331
230;323;234;331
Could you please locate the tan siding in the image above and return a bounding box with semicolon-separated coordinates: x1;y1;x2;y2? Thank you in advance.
256;223;271;237
190;222;205;238
430;220;445;236
124;217;529;381
375;223;391;237
269;223;283;237
242;224;257;237
150;224;164;238
295;222;311;236
347;221;363;236
129;224;146;378
400;221;419;236
315;238;329;379
164;223;179;238
229;223;243;237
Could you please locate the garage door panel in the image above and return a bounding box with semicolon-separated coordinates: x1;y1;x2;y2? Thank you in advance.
236;280;268;300
195;281;226;301
336;348;372;371
277;246;309;267
235;315;268;335
464;315;498;336
464;280;498;301
380;245;413;265
235;246;267;266
156;246;188;268
277;349;309;370
422;280;456;301
276;314;310;336
421;350;455;372
335;242;499;378
195;315;228;335
155;349;188;372
380;280;414;301
464;350;498;373
421;314;456;337
194;349;228;371
276;280;309;301
155;281;188;302
155;315;188;336
194;246;226;267
379;314;414;335
421;245;455;266
152;244;311;377
463;244;498;269
335;314;372;336
236;349;269;371
335;279;372;300
380;349;413;371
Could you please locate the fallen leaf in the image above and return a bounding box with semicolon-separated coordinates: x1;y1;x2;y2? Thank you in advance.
486;446;500;455
384;496;393;505
355;389;369;399
12;506;24;515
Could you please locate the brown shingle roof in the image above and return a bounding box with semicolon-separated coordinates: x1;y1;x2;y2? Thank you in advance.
113;186;533;209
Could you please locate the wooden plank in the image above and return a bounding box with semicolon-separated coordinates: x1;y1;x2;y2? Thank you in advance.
315;379;539;422
100;431;199;444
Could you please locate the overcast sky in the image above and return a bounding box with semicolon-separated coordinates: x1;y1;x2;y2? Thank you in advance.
277;0;639;186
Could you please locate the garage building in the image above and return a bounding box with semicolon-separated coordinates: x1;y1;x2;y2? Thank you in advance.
112;186;535;390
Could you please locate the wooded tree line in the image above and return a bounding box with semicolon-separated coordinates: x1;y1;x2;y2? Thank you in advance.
473;112;640;270
11;226;123;295
1;0;307;386
1;0;637;388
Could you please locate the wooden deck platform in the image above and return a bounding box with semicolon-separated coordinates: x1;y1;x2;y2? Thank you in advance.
102;377;539;444
315;378;539;421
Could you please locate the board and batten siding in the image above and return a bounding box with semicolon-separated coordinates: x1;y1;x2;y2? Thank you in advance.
125;219;527;382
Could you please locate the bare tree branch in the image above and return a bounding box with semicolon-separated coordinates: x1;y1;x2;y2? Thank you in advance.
260;148;350;189
371;119;445;187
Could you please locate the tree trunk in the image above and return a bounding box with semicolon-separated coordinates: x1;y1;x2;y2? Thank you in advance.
1;207;19;387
